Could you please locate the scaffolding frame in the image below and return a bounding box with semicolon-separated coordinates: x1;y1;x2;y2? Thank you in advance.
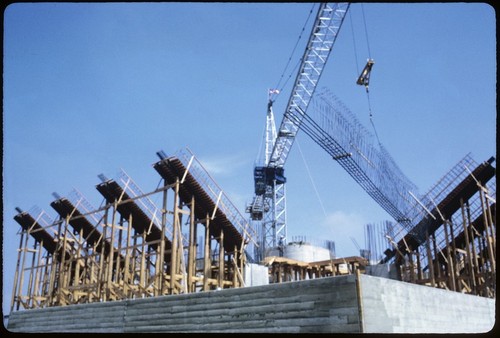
373;156;496;298
11;150;254;312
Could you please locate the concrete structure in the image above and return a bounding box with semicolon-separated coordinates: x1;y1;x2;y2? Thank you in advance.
359;274;495;333
268;241;333;262
243;263;269;287
7;274;494;333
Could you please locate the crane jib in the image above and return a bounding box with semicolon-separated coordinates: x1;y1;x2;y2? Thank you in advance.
268;3;350;168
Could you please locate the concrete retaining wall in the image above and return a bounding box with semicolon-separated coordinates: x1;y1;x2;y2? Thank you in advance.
6;274;495;333
7;275;360;333
359;274;495;333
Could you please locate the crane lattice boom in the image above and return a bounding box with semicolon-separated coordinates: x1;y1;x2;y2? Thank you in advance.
248;3;350;260
269;3;350;169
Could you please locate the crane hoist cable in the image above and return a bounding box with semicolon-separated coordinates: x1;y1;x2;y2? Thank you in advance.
296;138;328;218
354;3;374;93
352;4;381;147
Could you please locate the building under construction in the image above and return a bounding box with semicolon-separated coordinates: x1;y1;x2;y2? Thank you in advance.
6;145;496;333
5;2;496;334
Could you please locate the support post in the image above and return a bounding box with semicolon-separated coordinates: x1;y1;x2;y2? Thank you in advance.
170;179;180;294
218;228;225;289
203;215;211;291
187;195;196;293
425;232;435;288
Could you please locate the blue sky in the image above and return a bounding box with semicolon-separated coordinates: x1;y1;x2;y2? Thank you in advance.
2;3;496;315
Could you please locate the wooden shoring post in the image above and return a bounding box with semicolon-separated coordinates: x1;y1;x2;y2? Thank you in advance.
80;242;88;298
232;253;245;288
442;220;456;291
239;240;245;286
478;235;489;297
270;263;276;283
32;239;44;308
425;232;436;287
307;265;313;280
187;195;196;293
203;215;211;291
49;215;63;307
408;252;415;283
479;188;496;274
57;216;70;305
114;216;124;298
98;206;108;301
123;213;133;298
477;232;485;273
47;254;57;307
415;249;423;281
460;198;476;294
218;228;225;289
466;201;481;290
226;250;232;284
431;233;443;287
403;255;409;282
158;179;168;295
240;241;245;285
394;251;403;282
72;227;84;302
106;202;117;300
139;230;147;297
176;195;185;294
130;220;138;294
26;240;38;308
88;242;96;303
41;254;51;307
277;263;283;283
484;193;496;252
448;219;460;289
131;240;139;295
232;246;238;288
11;230;25;312
146;246;153;294
170;179;180;295
484;198;496;297
16;231;27;309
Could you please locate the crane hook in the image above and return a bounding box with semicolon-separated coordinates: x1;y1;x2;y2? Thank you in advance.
356;58;374;92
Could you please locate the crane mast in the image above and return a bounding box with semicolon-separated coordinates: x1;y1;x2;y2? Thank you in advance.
247;3;350;260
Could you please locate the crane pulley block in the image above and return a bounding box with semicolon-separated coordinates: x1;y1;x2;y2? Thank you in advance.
356;59;375;88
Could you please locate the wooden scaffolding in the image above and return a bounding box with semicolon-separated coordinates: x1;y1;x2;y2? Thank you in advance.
10;149;257;311
384;156;496;298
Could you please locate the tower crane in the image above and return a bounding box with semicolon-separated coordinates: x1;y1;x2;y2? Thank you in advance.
246;3;350;260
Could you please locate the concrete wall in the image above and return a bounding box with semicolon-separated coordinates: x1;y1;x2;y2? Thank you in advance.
359;274;495;333
244;263;269;287
7;275;360;333
6;274;495;333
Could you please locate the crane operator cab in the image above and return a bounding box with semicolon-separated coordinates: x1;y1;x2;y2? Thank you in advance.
254;166;286;196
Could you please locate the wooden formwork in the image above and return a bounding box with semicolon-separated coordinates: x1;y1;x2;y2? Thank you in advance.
11;168;250;312
390;159;496;298
264;255;368;283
